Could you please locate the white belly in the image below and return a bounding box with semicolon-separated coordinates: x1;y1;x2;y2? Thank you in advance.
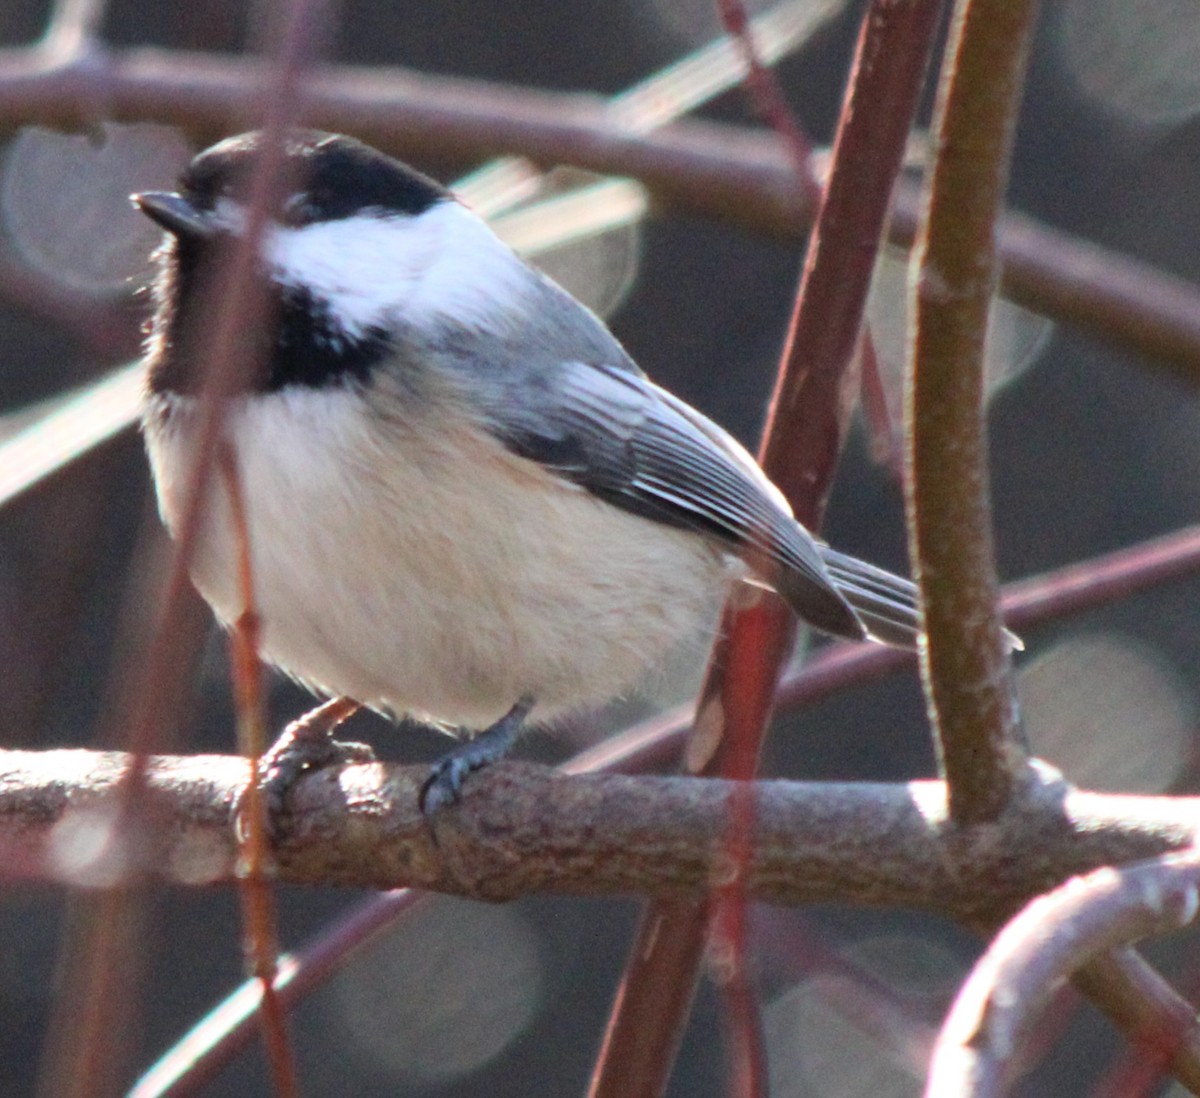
143;386;731;729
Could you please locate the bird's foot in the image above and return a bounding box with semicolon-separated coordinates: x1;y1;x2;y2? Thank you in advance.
257;697;372;824
419;695;534;815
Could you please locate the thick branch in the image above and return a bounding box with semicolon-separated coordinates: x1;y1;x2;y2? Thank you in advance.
5;749;1200;919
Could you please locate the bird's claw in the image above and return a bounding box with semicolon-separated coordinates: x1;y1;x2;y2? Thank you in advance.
418;695;535;816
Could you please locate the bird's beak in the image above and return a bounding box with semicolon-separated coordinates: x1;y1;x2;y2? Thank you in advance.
131;191;213;241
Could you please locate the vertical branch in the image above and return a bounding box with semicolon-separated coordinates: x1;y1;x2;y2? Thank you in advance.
759;0;947;512
704;591;784;1098
589;4;947;1096
219;446;298;1098
37;1;331;1093
906;0;1037;825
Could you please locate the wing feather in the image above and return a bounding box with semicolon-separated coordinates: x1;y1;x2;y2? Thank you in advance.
486;361;873;642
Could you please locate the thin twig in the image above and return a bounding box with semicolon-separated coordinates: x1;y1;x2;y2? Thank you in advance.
219;445;297;1098
34;2;329;1092
1073;949;1200;1098
715;0;815;184
702;6;821;1083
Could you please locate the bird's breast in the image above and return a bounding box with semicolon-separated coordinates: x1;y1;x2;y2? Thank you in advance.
143;385;731;729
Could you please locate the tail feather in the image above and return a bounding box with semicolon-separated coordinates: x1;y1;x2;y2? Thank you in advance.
819;546;921;648
817;545;1022;652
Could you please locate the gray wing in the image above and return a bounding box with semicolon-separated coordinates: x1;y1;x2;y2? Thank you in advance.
485;359;886;643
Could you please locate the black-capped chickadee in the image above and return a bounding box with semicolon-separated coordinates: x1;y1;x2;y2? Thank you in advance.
134;131;926;812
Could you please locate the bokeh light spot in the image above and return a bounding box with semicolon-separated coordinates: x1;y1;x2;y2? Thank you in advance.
866;246;1052;447
764;934;959;1098
324;897;544;1086
2;123;192;293
1018;632;1194;793
1059;0;1200;127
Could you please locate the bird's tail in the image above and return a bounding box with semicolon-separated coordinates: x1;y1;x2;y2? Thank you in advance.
818;546;922;648
818;546;1022;652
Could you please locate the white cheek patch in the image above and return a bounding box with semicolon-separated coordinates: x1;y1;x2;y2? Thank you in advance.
260;200;530;338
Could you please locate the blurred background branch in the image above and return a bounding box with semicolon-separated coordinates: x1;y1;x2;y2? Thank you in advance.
3;50;1200;377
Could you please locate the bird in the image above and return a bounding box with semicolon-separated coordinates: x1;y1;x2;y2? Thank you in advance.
134;129;927;813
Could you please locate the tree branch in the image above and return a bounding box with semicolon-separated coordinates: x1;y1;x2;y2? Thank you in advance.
1073;948;1200;1097
907;0;1037;824
591;4;948;1093
2;49;1200;382
925;846;1200;1097
6;749;1199;918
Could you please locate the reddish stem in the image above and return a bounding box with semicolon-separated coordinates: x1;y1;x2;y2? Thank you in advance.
590;3;947;1095
220;446;297;1098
